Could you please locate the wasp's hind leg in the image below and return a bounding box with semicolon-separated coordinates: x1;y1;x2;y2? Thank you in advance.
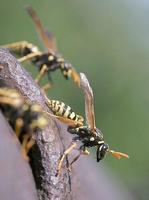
56;142;77;176
35;64;48;84
21;134;35;161
15;118;24;138
18;51;41;62
41;83;52;93
68;146;90;172
25;137;35;155
41;71;53;92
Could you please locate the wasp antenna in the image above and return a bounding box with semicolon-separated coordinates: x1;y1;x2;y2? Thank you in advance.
71;68;80;87
109;150;129;159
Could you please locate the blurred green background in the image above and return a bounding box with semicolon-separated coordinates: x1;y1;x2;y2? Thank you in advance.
0;0;149;199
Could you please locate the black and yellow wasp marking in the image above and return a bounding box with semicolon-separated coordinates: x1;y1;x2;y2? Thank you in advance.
3;6;80;91
53;73;129;176
45;95;84;127
0;87;49;160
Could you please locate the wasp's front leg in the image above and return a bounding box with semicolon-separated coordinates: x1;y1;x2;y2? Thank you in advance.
68;145;90;172
56;142;77;176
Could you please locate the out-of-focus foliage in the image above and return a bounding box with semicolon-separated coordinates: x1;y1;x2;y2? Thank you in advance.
1;0;149;199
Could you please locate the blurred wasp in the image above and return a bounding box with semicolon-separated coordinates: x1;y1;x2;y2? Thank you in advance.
3;6;80;91
48;73;129;176
0;87;49;159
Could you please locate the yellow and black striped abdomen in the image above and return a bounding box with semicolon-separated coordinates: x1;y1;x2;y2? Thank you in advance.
47;99;84;123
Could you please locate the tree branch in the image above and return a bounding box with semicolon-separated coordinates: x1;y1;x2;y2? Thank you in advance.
0;48;72;200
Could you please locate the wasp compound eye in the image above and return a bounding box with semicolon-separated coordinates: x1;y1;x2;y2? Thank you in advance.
96;143;109;162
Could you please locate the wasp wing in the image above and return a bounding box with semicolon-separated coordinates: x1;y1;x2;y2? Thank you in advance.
80;73;96;133
44;29;57;52
26;5;55;53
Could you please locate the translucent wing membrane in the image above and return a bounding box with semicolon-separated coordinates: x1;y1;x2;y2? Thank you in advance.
26;5;55;53
80;73;96;132
44;29;57;52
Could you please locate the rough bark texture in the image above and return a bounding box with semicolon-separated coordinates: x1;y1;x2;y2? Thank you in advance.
0;48;135;200
0;48;71;200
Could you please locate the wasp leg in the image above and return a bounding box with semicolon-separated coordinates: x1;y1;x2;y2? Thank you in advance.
21;134;31;161
25;137;35;155
3;41;29;50
68;146;90;171
35;64;48;83
15;118;24;138
42;83;52;93
56;142;77;176
18;51;41;62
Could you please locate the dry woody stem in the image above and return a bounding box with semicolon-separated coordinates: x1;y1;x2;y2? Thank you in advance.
0;48;72;200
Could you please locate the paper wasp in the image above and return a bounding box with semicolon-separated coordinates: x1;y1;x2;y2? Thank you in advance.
48;73;129;176
3;6;80;91
0;87;49;159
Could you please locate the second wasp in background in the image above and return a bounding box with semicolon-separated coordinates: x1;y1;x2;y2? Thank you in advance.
0;87;49;160
3;6;80;92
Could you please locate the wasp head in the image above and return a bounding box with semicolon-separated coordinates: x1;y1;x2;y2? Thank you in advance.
96;143;109;162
